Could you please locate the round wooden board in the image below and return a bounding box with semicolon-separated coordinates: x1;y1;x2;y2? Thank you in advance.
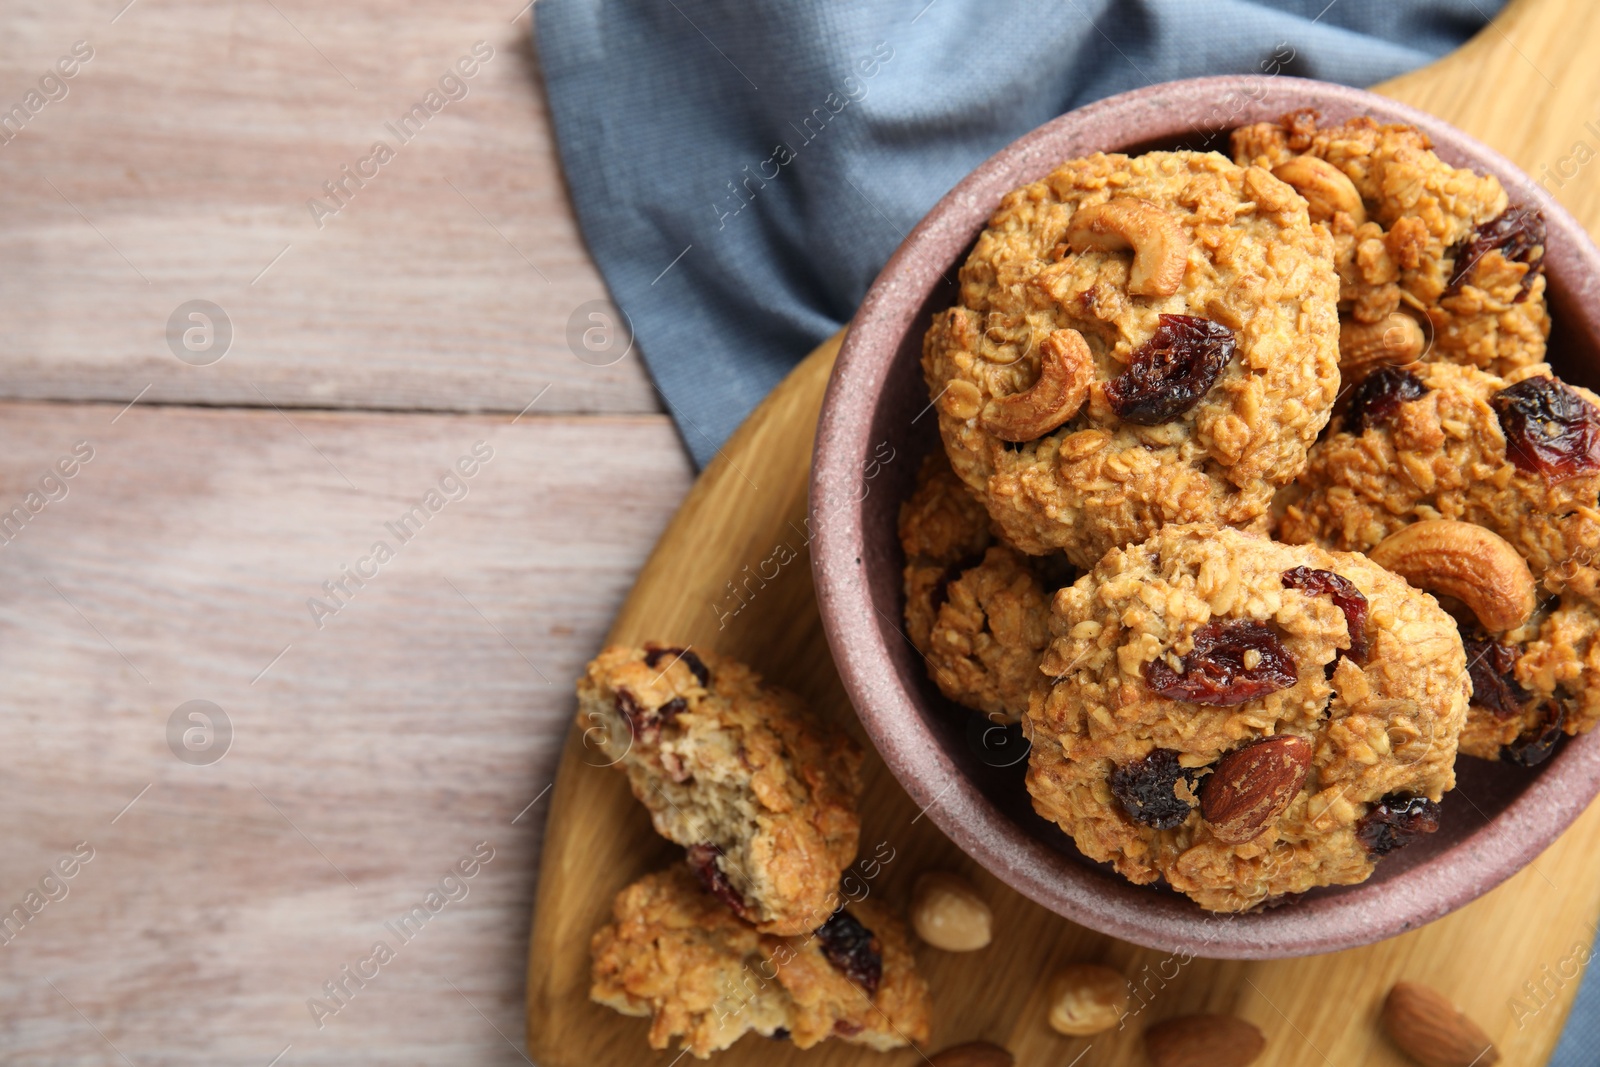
528;3;1600;1062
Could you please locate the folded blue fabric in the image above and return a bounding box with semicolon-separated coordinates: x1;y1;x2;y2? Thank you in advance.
536;0;1503;467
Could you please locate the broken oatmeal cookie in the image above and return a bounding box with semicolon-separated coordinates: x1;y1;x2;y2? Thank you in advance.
590;866;931;1058
577;645;862;935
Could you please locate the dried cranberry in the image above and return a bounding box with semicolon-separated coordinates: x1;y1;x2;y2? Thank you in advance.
1282;567;1370;664
1348;367;1426;434
644;646;712;687
1464;631;1529;719
1105;315;1237;425
1504;703;1566;767
615;688;648;732
1446;206;1546;300
1108;748;1199;829
1145;620;1298;706
1492;377;1600;483
687;843;754;920
1355;794;1441;859
614;687;683;744
813;909;882;996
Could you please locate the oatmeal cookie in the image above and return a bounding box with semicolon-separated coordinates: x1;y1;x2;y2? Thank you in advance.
922;149;1340;567
1024;524;1468;912
577;645;863;935
590;866;932;1058
1279;362;1600;600
1279;362;1600;756
899;452;1068;721
1232;110;1549;377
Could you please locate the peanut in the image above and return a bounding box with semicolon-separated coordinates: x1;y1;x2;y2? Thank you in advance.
1047;963;1130;1036
911;872;992;951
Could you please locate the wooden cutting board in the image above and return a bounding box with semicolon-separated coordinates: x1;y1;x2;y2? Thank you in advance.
527;2;1600;1063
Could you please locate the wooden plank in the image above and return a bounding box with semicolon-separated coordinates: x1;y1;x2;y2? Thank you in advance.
0;401;692;1065
0;0;658;414
527;4;1600;1065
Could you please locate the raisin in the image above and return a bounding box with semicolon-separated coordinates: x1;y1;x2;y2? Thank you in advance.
1446;206;1545;300
1108;748;1199;829
687;843;754;921
768;1028;791;1041
1348;367;1426;434
644;646;712;687
1145;620;1298;706
1105;315;1237;425
615;688;648;733
1464;631;1529;719
1503;703;1566;767
658;697;687;727
614;687;683;744
1282;567;1370;664
1355;794;1441;859
1492;376;1600;483
813;909;882;996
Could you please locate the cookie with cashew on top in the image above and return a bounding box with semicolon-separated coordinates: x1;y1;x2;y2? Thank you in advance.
1232;109;1549;378
898;451;1075;723
1278;361;1600;759
1024;523;1468;912
576;645;863;934
923;149;1341;569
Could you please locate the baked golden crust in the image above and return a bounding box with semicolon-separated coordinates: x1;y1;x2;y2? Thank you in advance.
922;149;1340;567
590;867;932;1058
899;452;1065;722
1024;524;1467;912
1279;362;1600;756
1232;112;1549;377
577;646;862;935
1279;362;1600;600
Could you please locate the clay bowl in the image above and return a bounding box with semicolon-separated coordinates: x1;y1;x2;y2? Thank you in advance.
810;75;1600;959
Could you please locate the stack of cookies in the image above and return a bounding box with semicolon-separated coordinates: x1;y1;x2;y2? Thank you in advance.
578;644;931;1057
909;110;1586;913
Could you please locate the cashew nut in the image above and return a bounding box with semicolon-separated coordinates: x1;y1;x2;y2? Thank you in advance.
1272;155;1367;227
1064;198;1190;298
979;328;1093;442
1368;519;1537;633
1340;312;1425;371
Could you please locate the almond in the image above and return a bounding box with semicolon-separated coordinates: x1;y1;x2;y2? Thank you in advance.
928;1040;1013;1067
1382;981;1500;1067
1145;1014;1265;1067
1199;736;1312;843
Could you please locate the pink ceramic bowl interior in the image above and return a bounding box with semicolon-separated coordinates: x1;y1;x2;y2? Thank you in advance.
810;75;1600;959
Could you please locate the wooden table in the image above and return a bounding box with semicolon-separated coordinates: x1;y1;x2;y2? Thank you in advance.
4;0;1599;1064
0;3;689;1064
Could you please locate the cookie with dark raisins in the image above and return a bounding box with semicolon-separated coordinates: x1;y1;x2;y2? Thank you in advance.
923;149;1339;569
1025;524;1467;912
577;645;862;935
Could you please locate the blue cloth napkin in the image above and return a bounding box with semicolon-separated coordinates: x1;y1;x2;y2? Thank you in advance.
535;4;1600;1063
535;0;1504;468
